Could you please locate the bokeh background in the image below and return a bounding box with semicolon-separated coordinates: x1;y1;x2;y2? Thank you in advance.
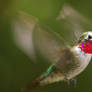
1;0;92;92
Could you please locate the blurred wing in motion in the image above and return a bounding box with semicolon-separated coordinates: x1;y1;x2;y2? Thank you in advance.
56;4;92;46
12;12;70;64
33;24;69;64
12;12;38;61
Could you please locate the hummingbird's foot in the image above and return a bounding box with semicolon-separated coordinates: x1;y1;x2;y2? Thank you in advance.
67;80;71;87
72;77;77;88
64;77;71;87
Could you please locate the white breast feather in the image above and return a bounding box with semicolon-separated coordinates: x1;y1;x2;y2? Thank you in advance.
73;46;92;75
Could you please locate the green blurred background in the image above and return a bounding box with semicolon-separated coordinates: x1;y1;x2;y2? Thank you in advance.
1;0;92;92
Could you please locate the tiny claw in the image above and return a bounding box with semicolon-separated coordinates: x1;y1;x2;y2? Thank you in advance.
67;80;71;87
64;77;71;87
74;78;77;88
72;77;77;88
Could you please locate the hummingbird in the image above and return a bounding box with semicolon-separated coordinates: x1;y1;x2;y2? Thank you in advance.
12;5;92;92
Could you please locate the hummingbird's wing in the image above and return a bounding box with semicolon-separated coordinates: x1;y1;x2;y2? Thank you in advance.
56;4;92;46
33;23;70;64
12;12;38;61
12;12;70;63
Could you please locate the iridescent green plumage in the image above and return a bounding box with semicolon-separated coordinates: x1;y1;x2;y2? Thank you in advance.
42;64;56;78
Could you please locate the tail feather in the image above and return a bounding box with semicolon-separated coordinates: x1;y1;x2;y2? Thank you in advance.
21;65;64;92
21;76;45;92
22;73;64;92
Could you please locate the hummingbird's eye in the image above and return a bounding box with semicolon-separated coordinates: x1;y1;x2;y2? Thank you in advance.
88;35;92;39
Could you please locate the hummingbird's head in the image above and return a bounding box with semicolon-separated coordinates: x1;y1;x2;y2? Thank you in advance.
78;32;92;54
78;32;92;43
